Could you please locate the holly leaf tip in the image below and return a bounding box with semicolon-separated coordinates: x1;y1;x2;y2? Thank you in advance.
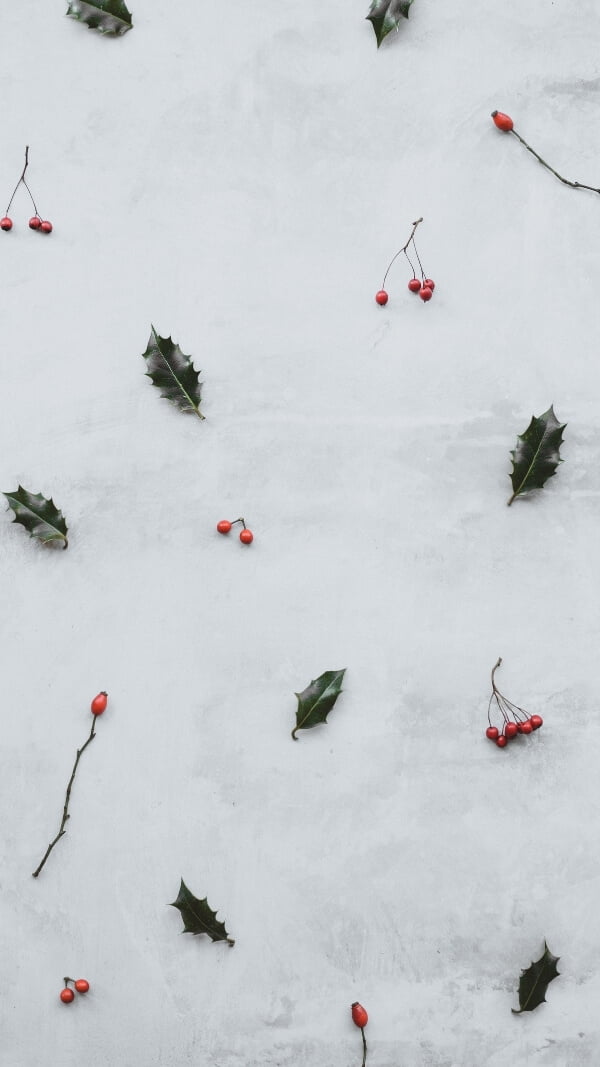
512;941;560;1014
170;879;234;945
291;668;346;739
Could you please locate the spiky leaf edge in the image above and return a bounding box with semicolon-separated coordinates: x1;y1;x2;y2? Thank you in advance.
169;879;235;946
366;0;414;48
507;405;566;506
3;486;69;549
291;668;347;740
511;941;561;1014
66;0;133;36
143;325;205;420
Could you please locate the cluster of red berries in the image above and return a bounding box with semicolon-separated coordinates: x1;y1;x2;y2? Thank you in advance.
217;517;254;545
60;977;90;1004
486;658;543;749
1;147;53;235
374;217;436;307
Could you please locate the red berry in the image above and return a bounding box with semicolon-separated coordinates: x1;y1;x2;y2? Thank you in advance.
351;1002;368;1028
496;735;508;748
504;722;518;740
0;217;13;231
485;726;499;741
29;216;41;230
408;278;422;293
375;290;388;306
217;520;232;534
74;979;90;994
491;110;514;132
60;988;75;1004
530;714;543;730
423;279;435;291
521;720;533;734
91;691;108;715
239;528;253;545
40;220;53;234
419;286;433;302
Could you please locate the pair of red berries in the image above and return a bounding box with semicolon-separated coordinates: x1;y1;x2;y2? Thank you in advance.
217;518;253;544
0;215;52;233
486;715;543;748
91;691;108;715
60;978;90;1003
375;277;436;306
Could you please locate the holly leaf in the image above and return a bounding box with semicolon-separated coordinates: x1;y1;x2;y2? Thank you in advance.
170;879;234;946
66;0;133;36
512;941;560;1014
508;405;566;506
3;487;68;549
366;0;414;47
142;326;205;420
291;669;346;740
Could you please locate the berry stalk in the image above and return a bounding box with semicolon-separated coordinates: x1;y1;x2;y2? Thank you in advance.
32;694;108;877
492;111;600;195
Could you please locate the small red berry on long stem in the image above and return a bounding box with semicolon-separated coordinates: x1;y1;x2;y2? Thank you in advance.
0;216;13;231
408;278;421;294
91;691;108;715
375;290;388;306
351;1003;368;1067
217;519;232;534
74;978;90;994
60;987;75;1004
419;286;433;302
29;216;41;230
491;110;600;194
32;693;108;877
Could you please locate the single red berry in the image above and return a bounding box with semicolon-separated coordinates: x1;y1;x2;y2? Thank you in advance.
504;722;518;740
217;520;232;534
408;278;422;294
40;220;53;234
375;290;388;306
491;110;514;132
530;714;543;730
521;719;533;734
423;278;435;291
351;1002;368;1028
91;691;108;715
29;216;41;230
485;726;499;741
419;286;433;302
74;979;90;994
496;735;508;748
60;988;75;1004
239;528;254;545
0;216;13;231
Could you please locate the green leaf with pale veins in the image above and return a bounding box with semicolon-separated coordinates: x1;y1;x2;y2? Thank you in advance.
512;941;560;1014
508;405;566;505
142;326;205;420
292;669;346;740
170;879;234;945
3;487;68;549
66;0;133;35
366;0;414;47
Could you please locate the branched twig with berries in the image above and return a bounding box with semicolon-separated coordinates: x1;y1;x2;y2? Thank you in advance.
491;111;600;195
485;659;543;749
1;146;53;233
375;218;436;306
32;692;108;877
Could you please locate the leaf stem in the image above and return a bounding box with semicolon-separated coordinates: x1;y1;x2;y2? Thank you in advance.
382;217;424;288
32;717;97;878
510;128;600;194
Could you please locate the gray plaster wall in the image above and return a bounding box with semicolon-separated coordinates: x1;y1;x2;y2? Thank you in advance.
1;1;599;1064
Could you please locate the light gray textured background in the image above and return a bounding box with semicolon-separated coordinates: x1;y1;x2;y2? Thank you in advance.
1;1;600;1064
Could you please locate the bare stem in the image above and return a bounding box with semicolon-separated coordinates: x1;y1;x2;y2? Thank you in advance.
510;128;600;195
5;146;40;216
360;1026;368;1067
382;217;424;288
491;657;502;692
32;717;97;878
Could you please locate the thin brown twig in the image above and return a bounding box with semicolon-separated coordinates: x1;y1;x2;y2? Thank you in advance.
32;717;97;877
510;128;600;195
381;217;424;288
360;1026;368;1067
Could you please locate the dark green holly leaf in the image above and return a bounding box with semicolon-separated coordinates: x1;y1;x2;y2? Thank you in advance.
3;486;68;549
66;0;133;36
508;405;566;506
170;879;234;946
142;326;205;420
512;941;560;1014
291;669;346;740
366;0;414;47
